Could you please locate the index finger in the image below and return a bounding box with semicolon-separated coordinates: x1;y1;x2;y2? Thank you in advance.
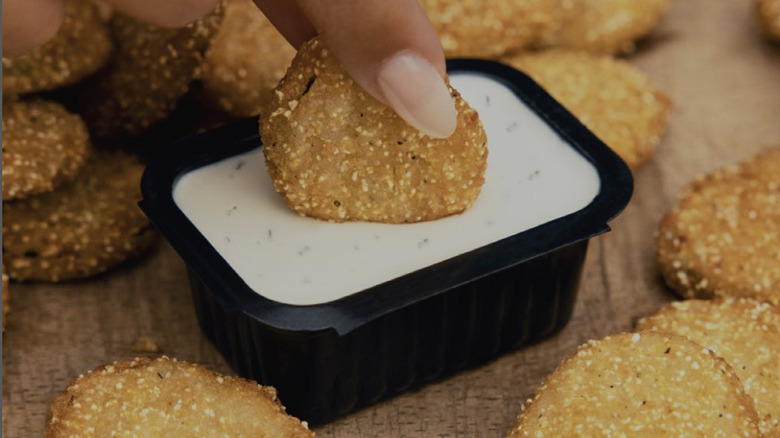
2;0;65;56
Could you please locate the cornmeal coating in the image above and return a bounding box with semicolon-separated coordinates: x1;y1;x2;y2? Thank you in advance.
539;0;672;55
2;0;113;95
757;0;780;42
509;331;762;437
200;0;296;117
420;0;554;58
261;38;488;223
46;356;314;438
2;266;9;331
657;147;780;304
504;50;670;170
2;99;91;200
81;5;223;139
2;149;158;282
638;299;780;437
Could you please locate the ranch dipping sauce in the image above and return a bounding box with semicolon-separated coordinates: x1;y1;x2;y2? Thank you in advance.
173;73;601;305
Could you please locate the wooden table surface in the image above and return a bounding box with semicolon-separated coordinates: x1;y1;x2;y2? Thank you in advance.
3;0;780;436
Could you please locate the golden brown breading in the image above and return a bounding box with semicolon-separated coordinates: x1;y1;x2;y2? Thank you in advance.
80;5;223;139
420;0;554;58
261;38;488;223
637;299;780;437
757;0;780;42
199;0;296;117
131;336;161;354
2;149;158;282
1;0;113;95
503;49;670;170
2;99;92;200
45;356;314;438
509;331;762;437
2;266;9;331
656;147;780;304
538;0;672;55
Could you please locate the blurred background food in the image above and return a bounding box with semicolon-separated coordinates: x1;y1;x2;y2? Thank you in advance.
756;0;780;41
198;0;296;118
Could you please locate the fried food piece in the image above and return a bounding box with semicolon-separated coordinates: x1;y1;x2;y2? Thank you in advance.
1;0;113;95
637;299;780;437
2;266;9;331
757;0;780;42
656;147;780;304
509;331;762;437
261;38;488;223
503;50;670;170
131;336;161;354
539;0;672;55
420;0;554;58
45;356;314;438
2;149;158;282
199;0;296;117
81;5;223;139
2;99;91;200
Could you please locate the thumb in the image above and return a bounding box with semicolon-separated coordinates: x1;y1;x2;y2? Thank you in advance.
255;0;457;139
2;0;65;56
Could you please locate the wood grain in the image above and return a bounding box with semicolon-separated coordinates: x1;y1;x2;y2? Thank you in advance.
3;0;780;436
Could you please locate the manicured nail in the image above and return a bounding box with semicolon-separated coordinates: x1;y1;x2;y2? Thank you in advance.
377;51;458;138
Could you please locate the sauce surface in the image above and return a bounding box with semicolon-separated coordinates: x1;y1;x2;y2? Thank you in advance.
173;73;601;305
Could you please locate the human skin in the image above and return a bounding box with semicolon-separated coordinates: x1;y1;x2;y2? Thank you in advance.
2;0;457;138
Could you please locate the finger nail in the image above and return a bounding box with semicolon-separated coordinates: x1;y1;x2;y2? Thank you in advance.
377;51;458;139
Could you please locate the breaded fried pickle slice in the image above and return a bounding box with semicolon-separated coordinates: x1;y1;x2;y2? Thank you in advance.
2;99;91;200
539;0;672;55
261;38;488;223
509;331;762;437
504;50;670;170
45;356;314;438
2;266;9;331
756;0;780;42
81;5;223;139
420;0;554;58
657;147;780;304
200;0;296;117
2;0;113;95
2;149;157;282
637;299;780;437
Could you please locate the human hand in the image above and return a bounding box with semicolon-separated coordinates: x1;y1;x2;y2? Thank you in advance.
1;0;219;56
2;0;457;138
253;0;457;138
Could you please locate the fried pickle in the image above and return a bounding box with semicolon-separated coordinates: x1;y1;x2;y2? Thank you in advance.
261;38;488;223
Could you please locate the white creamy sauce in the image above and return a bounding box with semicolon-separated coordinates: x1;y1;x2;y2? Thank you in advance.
173;73;601;305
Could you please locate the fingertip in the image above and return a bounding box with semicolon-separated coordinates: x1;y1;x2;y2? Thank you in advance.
102;0;221;28
2;0;65;57
377;51;458;139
